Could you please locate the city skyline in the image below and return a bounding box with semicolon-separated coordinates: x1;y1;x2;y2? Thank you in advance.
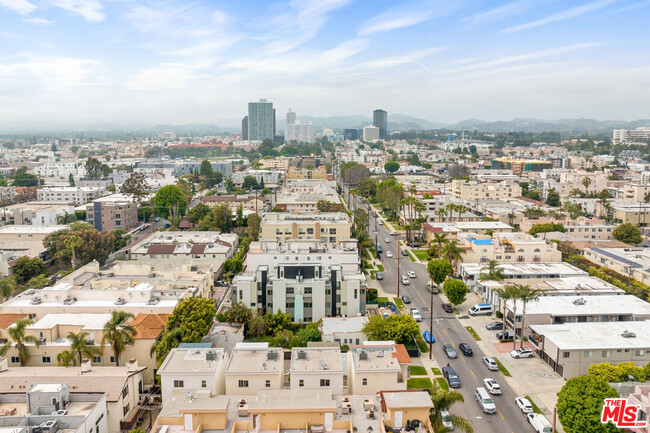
0;0;649;128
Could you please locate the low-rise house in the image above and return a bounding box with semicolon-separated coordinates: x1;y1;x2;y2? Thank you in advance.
290;347;344;394
224;343;283;395
583;247;650;286
319;316;368;345
530;321;650;379
379;391;435;430
347;343;409;395
201;194;268;215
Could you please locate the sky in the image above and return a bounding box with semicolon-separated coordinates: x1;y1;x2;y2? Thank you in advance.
0;0;649;129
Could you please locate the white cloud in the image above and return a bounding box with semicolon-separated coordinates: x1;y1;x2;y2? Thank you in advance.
349;47;444;71
503;0;617;33
359;0;458;36
125;64;204;90
24;17;55;25
0;0;37;15
463;0;530;26
0;56;102;91
51;0;105;22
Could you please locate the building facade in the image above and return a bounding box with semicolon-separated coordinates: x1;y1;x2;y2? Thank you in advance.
37;186;105;205
248;99;274;141
373;109;388;140
86;194;138;232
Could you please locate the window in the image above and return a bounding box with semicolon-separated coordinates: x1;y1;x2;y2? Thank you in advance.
286;287;294;294
299;380;304;387
602;350;611;358
93;356;102;363
42;356;51;364
173;380;184;388
304;287;312;294
201;380;207;388
584;351;593;358
362;378;368;386
320;379;330;387
265;380;271;388
123;403;130;417
10;356;19;364
238;380;249;388
636;350;646;356
122;386;129;399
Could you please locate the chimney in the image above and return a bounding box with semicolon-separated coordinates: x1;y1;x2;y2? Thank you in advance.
81;358;92;373
0;357;8;372
125;359;139;372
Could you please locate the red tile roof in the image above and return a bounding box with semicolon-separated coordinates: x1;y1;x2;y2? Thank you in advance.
129;313;169;339
423;223;442;232
0;314;28;329
392;344;412;364
147;244;176;254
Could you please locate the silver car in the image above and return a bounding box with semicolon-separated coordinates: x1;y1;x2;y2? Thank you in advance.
440;410;454;430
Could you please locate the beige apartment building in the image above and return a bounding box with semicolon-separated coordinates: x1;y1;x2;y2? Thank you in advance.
583;247;650;285
258;156;290;170
287;165;327;180
260;211;351;243
289;347;345;395
224;343;284;395
530;321;650;379
624;184;650;202
347;343;409;395
86;193;138;232
520;217;616;240
458;232;561;264
37;186;105;205
450;179;522;201
201;194;268;214
627;385;650;433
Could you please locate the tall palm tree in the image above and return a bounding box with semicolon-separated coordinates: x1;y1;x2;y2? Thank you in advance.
507;212;515;226
2;318;40;366
429;385;474;433
437;208;447;223
442;240;466;274
101;311;135;367
27;274;50;290
582;177;592;196
445;203;456;222
494;285;520;334
479;260;505;282
518;285;542;349
429;233;448;258
0;276;16;301
456;205;467;221
67;331;98;366
57;350;76;367
64;235;83;269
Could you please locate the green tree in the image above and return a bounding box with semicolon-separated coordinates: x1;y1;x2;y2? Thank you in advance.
267;310;292;335
616;361;647;381
120;172;149;206
294;322;322;346
242;176;258;190
587;363;625;382
138;205;152;222
226;302;253;324
428;232;448;257
153;185;187;220
582;177;592;195
27;274;49;289
85;157;110;179
68;173;75;186
517;285;542;349
245;313;270;338
245;213;262;240
64;235;83;269
441;240;465;273
0;276;16;300
443;279;469;306
200;160;213;177
188;203;211;224
236;204;245;226
529;223;565;236
316;200;343;212
101;311;136;367
429;384;474;433
557;375;621;433
57;350;76;367
612;223;642;245
494;285;520;333
0;318;40;366
545;188;561;207
111;228;131;252
362;315;420;344
384;161;400;173
479;260;505;281
68;331;98;365
428;260;453;290
13;256;45;283
212;203;233;232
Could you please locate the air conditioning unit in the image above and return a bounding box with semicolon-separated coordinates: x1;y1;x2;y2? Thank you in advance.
40;420;58;433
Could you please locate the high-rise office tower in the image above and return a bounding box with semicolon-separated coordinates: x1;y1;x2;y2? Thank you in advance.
248;99;274;140
241;116;248;140
343;129;358;141
286;108;296;125
373;109;388;140
273;108;276;138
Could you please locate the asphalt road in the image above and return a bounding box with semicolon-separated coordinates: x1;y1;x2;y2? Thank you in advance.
349;191;531;433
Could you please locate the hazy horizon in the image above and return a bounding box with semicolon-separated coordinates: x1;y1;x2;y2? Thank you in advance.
1;0;649;127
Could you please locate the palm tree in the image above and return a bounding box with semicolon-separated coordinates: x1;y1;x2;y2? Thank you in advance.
101;311;135;367
642;192;650;231
64;235;83;269
437;208;447;223
428;233;448;258
68;331;98;366
507;212;516;226
3;318;40;366
456;205;467;221
429;384;474;433
27;274;50;290
494;284;520;334
442;240;466;274
518;285;542;349
479;260;505;281
445;203;456;222
582;177;592;196
0;276;16;301
57;350;76;367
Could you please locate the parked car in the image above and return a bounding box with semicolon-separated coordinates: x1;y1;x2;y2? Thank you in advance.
385;251;393;258
496;331;515;340
527;413;553;433
511;348;534;359
154;217;161;222
440;410;454;431
401;295;411;304
423;331;435;343
442;366;461;388
475;387;497;414
458;343;473;356
483;378;502;395
390;231;398;236
410;308;422;322
401;250;409;256
408;242;420;248
486;322;503;330
376;272;383;280
443;344;458;359
515;397;534;413
407;271;416;278
441;303;453;313
384;237;391;243
482;357;499;371
401;276;410;285
427;281;439;294
214;280;228;287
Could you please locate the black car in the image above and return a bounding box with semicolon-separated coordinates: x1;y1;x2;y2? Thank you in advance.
441;303;453;313
486;322;503;330
401;295;411;304
458;343;473;356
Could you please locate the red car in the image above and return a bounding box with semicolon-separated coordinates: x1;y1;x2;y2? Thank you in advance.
442;303;453;313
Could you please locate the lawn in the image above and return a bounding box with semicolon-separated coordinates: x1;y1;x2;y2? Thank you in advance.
525;395;542;414
415;332;429;353
431;367;442;375
465;326;482;341
407;250;417;262
376;297;389;304
436;377;449;391
369;271;376;280
409;365;428;376
413;249;430;261
495;359;511;377
394;298;405;309
376;264;385;272
407;377;433;390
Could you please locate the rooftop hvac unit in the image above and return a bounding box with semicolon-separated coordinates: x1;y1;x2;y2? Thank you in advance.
267;351;277;361
40;420;58;433
572;298;587;306
205;351;216;361
320;359;328;370
359;351;368;361
297;350;307;360
622;330;637;338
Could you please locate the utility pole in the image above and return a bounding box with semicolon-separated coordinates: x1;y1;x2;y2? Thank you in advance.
397;233;400;298
429;284;434;359
552;407;557;433
367;201;370;232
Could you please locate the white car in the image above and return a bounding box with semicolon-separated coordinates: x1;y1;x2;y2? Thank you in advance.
401;276;410;285
385;251;393;258
407;271;416;278
440;410;454;430
510;348;534;359
384;237;391;243
527;413;553;433
482;357;499;371
410;308;422;322
515;397;534;414
483;378;502;395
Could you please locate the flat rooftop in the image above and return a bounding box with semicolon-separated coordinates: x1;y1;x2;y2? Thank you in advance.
158;348;226;374
531;321;650;350
89;193;135;203
130;231;237;255
226;343;282;374
507;295;650;316
588;247;650;268
290;347;344;373
0;225;67;235
28;313;111;331
349;345;401;372
320;316;368;335
158;390;230;418
249;389;337;412
461;262;586;276
382;391;434;409
481;276;623;295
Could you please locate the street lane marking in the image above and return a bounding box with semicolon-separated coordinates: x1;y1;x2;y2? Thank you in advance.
461;356;466;363
470;370;476;379
442;329;447;336
496;409;504;420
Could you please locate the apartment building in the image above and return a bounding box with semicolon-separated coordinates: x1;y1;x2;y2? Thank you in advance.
600;202;650;227
257;157;290;170
233;240;365;321
627;385;650;433
287;166;327;180
0;363;146;433
583;247;650;286
0;225;67;277
224;343;284;395
625;184;650;202
491;158;553;175
200;194;268;214
613;127;650;144
520;217;616;240
232;169;283;186
0;202;75;226
290;347;344;395
157;347;228;404
319;316;368;345
530;321;650;379
34;161;86;178
423;221;513;243
459;262;588;289
260;212;351;243
347;343;409;395
450;179;522;201
85;193;138;231
37;186;105;205
458;232;561;264
275;191;342;212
